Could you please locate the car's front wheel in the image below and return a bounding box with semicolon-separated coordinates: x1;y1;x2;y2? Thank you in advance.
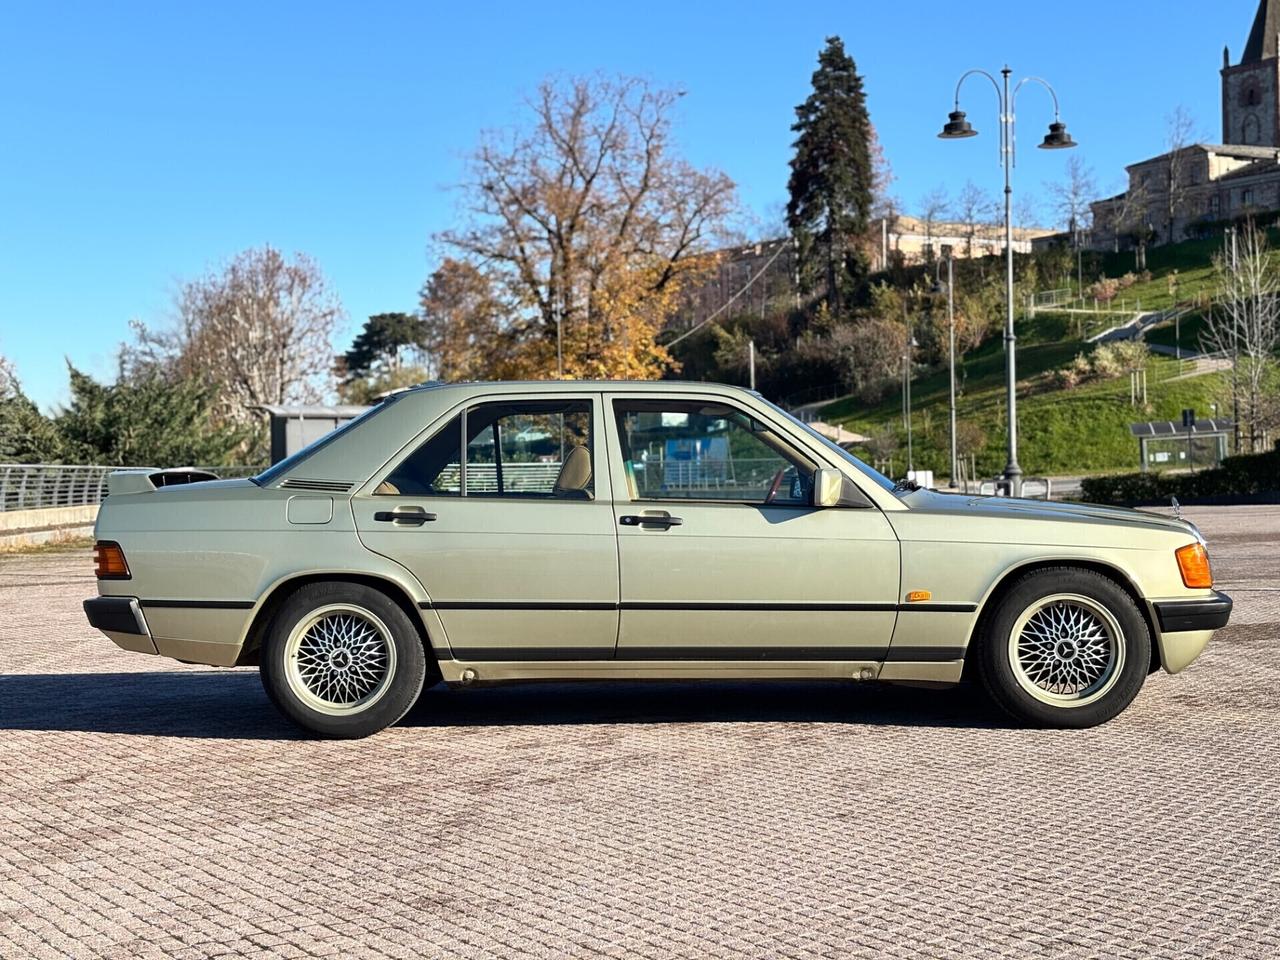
975;567;1151;728
260;582;427;738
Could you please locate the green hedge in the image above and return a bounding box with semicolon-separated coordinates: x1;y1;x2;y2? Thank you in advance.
1079;449;1280;504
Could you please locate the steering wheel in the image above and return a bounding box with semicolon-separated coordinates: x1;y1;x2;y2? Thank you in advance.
764;467;786;504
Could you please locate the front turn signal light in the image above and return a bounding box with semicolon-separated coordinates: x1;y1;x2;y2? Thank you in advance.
94;541;131;580
1175;542;1213;589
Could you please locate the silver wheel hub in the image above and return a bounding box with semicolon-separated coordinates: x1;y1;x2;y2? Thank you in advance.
283;604;396;716
1008;593;1124;707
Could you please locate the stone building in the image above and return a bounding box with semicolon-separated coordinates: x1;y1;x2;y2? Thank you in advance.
866;214;1048;271
1091;0;1280;249
670;218;1049;334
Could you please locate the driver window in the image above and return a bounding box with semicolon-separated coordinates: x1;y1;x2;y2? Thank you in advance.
612;400;814;505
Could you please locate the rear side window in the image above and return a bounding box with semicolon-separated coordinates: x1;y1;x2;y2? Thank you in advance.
378;400;594;500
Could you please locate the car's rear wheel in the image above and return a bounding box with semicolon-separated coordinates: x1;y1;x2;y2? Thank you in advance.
260;582;427;738
975;567;1151;728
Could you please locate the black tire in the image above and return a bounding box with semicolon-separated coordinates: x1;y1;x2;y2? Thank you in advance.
975;567;1151;729
260;581;427;739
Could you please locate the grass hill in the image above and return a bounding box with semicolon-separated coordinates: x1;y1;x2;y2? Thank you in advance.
820;240;1237;481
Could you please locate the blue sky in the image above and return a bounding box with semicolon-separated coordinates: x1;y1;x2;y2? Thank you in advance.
0;0;1257;411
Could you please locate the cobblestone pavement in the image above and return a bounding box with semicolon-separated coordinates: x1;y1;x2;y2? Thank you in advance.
1;506;1278;959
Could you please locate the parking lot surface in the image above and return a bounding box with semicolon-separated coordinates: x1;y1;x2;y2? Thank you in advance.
1;505;1278;959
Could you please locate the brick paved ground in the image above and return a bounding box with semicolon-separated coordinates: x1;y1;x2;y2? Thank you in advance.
1;506;1278;959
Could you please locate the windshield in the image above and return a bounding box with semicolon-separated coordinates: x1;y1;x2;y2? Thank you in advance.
252;396;399;487
761;398;899;494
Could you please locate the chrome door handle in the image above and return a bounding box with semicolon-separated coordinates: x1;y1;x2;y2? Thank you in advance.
619;514;683;529
374;510;437;525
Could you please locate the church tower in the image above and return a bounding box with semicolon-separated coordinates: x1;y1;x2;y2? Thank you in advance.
1222;0;1280;146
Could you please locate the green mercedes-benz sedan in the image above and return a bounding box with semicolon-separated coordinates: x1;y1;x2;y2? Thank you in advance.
84;380;1231;737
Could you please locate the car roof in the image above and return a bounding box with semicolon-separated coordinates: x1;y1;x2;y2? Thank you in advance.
390;379;759;398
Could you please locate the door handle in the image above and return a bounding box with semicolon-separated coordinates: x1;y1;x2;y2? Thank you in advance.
619;514;683;529
374;510;437;525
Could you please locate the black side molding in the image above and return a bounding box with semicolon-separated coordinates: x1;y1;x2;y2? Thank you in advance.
1153;591;1233;633
84;597;149;636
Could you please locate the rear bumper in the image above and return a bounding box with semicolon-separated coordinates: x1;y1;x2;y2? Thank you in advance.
1153;591;1233;633
83;596;159;655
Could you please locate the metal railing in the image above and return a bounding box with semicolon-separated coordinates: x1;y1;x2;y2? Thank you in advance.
0;464;263;512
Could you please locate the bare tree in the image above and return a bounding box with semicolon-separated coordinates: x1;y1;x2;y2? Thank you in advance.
1115;174;1154;270
440;75;737;379
918;186;949;261
132;246;343;426
869;124;897;220
1047;155;1097;234
1164;106;1198;244
1013;194;1044;234
0;354;19;402
1205;222;1280;451
952;180;994;259
1046;156;1097;293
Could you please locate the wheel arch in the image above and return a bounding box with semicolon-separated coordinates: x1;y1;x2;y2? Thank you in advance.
235;572;440;672
964;558;1161;676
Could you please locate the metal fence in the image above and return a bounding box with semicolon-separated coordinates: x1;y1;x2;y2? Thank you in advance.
0;464;263;512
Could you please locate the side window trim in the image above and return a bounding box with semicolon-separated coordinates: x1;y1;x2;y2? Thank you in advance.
458;405;469;497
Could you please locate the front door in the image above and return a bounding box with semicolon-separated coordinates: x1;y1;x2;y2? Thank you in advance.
605;395;900;662
353;394;619;660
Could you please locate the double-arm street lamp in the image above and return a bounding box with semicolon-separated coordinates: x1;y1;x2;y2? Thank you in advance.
939;67;1077;496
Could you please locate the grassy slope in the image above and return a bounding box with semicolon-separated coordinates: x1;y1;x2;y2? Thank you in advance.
821;304;1227;479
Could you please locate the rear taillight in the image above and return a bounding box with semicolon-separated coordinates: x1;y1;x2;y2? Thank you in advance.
94;541;131;580
1175;542;1213;589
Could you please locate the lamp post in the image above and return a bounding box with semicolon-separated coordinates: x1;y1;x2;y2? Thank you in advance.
932;251;958;488
902;322;919;476
939;67;1077;496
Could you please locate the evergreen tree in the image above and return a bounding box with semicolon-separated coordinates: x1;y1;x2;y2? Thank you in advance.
0;357;64;462
342;313;426;381
54;365;251;467
786;36;874;314
339;312;430;403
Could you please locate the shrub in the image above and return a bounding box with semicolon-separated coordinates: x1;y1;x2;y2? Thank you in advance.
1087;277;1120;303
1079;449;1280;504
1055;354;1092;389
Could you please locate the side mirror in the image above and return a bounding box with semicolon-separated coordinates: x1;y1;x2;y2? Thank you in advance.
813;468;872;509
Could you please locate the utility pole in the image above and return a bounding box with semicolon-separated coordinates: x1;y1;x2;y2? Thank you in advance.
748;340;756;391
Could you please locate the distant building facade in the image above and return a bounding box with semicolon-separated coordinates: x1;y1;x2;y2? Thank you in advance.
1090;0;1280;249
670;217;1050;333
867;214;1049;271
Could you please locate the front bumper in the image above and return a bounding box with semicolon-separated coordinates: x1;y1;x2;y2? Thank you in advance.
84;596;158;655
1153;591;1233;633
1149;590;1231;675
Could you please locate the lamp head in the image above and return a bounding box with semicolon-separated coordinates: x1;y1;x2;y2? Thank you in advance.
1039;120;1077;150
938;110;977;139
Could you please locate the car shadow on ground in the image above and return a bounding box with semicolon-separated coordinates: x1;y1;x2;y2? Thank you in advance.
0;671;1012;740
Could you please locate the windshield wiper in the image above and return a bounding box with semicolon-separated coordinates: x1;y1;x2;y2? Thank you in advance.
893;478;922;493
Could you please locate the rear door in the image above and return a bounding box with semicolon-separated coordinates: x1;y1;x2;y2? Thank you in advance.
352;393;619;660
605;394;900;662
